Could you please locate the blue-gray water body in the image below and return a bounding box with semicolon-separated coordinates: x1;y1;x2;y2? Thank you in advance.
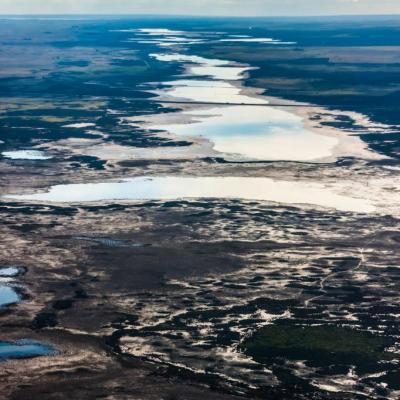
0;267;21;277
0;267;23;308
0;267;56;360
0;340;55;360
0;286;20;308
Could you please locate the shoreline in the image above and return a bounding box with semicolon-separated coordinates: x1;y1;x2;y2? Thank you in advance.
36;43;391;165
131;51;388;163
2;21;400;400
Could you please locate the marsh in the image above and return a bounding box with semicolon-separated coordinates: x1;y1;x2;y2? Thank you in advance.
0;14;400;400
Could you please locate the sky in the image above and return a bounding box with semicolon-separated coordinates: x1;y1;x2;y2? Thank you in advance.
0;0;399;16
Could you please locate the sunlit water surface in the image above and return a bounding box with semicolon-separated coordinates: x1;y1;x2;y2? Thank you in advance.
147;50;341;161
4;176;374;213
2;150;52;160
0;340;54;360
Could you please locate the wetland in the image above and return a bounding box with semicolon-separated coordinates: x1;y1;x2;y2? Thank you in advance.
1;15;400;400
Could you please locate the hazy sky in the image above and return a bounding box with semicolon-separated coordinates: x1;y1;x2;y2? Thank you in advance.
0;0;399;16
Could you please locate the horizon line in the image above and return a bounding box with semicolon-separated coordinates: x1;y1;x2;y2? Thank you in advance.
0;13;400;18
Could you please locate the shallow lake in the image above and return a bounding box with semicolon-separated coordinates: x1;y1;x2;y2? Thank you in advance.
151;105;338;161
4;176;374;213
2;150;52;160
148;51;342;161
0;340;54;360
0;286;20;308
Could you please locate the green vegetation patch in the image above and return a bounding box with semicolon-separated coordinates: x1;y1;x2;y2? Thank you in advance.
243;325;397;369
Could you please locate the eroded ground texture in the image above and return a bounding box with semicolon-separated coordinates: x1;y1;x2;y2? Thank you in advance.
1;16;400;400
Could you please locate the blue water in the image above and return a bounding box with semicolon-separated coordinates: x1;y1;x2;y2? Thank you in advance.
152;106;338;161
0;340;54;360
0;286;20;308
0;267;22;277
3;176;374;213
0;267;23;308
0;267;56;361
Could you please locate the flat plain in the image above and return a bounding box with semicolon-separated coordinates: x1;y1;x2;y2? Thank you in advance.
1;15;400;400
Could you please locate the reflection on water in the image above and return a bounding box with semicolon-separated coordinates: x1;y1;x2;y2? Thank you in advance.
148;51;344;161
138;29;185;36
134;29;204;47
4;176;375;213
151;53;251;80
157;79;266;104
62;122;96;129
2;150;52;160
146;67;336;161
152;106;338;161
220;38;296;44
